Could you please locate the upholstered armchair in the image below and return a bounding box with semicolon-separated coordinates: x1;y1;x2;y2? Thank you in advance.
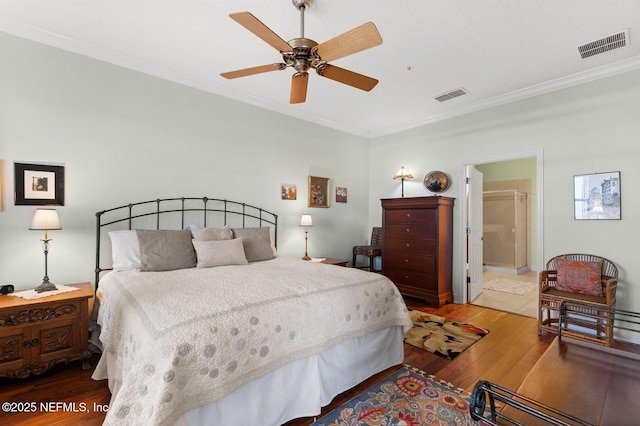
539;253;618;345
352;227;383;272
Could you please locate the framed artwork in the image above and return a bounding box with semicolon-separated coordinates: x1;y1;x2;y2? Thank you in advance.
14;162;65;206
281;184;297;200
308;176;329;208
336;187;347;203
574;171;620;220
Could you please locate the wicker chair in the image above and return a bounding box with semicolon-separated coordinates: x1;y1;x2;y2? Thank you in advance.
352;227;383;272
538;253;618;345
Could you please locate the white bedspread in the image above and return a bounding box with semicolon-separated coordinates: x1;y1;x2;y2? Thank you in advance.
93;257;412;426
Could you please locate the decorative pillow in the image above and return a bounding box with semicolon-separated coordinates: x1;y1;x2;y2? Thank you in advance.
231;227;275;262
108;230;141;271
191;226;233;241
555;258;603;296
192;238;248;268
136;229;196;272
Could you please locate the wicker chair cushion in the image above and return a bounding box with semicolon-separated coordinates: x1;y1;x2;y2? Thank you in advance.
555;258;603;296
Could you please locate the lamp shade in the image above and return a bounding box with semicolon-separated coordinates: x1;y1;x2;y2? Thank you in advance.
30;208;62;230
299;214;313;227
393;166;413;180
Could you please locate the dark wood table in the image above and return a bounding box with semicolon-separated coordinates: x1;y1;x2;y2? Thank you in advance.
318;258;348;267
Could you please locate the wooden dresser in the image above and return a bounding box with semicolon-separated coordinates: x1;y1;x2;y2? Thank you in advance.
0;282;93;378
381;196;455;306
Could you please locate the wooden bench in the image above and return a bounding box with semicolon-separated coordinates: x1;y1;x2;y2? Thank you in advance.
471;302;640;425
539;254;617;346
470;379;595;426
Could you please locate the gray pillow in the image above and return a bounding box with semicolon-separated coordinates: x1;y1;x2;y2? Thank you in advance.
231;227;274;262
192;238;248;268
191;226;233;241
136;229;196;272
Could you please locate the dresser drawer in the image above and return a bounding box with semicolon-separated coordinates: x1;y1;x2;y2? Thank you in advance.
385;223;437;240
384;252;435;273
385;238;436;255
385;208;436;224
384;268;437;292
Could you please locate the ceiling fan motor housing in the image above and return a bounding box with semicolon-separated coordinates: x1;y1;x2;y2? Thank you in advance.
287;38;319;72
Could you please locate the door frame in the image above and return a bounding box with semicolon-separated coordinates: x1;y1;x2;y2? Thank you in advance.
460;149;545;303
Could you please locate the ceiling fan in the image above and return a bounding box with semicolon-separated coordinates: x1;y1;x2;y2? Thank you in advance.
220;0;383;104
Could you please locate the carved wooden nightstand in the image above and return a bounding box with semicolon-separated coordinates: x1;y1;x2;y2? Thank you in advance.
0;282;93;378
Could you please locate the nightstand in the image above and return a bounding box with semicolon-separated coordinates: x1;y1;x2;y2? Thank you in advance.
0;282;94;378
320;258;349;267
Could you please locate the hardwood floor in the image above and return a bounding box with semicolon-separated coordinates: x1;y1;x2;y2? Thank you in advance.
0;300;555;426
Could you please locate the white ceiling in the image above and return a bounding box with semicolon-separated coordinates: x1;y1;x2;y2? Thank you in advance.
1;1;640;138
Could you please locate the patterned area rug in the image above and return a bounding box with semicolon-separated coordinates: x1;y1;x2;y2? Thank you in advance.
311;365;478;425
483;278;536;295
404;310;490;360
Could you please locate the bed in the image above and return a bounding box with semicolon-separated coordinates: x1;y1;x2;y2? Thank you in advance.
91;197;412;426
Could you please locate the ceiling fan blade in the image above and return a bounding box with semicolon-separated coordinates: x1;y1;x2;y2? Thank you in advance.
315;22;382;62
290;72;309;104
317;64;378;91
221;63;286;79
229;12;292;53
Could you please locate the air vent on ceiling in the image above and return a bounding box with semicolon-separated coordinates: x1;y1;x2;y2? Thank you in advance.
578;30;628;59
434;88;468;102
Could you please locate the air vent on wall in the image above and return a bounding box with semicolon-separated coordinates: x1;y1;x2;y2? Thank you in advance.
578;30;628;59
434;87;468;102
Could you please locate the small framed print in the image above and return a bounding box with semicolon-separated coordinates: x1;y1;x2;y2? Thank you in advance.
574;171;620;220
336;187;347;203
281;184;297;200
308;176;329;208
14;162;65;206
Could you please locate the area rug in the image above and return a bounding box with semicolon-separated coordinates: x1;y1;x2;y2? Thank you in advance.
404;310;489;360
311;365;479;425
483;278;535;295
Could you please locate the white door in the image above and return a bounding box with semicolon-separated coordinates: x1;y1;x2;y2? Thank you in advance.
467;166;484;302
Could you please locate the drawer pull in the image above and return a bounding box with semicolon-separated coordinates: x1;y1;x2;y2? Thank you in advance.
406;228;410;233
405;259;409;263
23;338;39;348
406;213;411;217
406;243;410;247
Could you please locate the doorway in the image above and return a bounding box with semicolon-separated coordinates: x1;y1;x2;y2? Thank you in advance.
463;152;543;318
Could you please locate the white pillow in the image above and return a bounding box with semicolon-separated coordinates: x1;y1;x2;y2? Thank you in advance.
192;238;248;268
108;230;141;271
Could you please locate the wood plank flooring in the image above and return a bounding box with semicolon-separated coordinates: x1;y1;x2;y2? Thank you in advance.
0;300;557;426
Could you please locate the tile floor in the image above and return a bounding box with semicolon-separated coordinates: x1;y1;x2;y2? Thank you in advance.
471;270;538;318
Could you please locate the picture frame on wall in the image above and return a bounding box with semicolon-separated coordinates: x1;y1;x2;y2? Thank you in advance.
573;171;620;220
281;184;297;200
308;176;329;208
14;162;65;206
336;187;347;203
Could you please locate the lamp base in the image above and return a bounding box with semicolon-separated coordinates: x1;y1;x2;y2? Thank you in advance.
34;281;57;293
302;255;311;261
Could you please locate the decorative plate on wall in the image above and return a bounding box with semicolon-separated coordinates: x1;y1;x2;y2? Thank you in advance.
424;171;450;193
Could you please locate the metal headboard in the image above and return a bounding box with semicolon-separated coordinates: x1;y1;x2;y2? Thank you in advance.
95;197;278;289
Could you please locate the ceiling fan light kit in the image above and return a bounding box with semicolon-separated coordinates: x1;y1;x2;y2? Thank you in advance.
221;0;382;104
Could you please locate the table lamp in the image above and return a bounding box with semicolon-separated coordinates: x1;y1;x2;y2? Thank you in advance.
393;166;413;197
30;208;61;292
300;214;313;260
